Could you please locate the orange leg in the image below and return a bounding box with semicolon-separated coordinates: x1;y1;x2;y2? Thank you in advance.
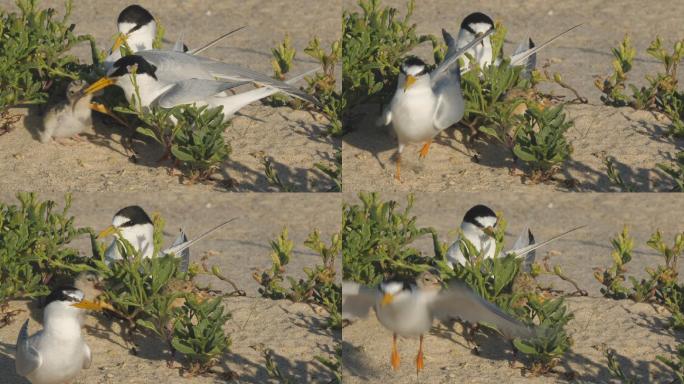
394;152;402;181
418;139;433;159
391;333;400;370
416;334;424;373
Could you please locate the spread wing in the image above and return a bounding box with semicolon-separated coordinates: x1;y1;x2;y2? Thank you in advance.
430;282;535;339
431;27;495;84
168;229;190;273
342;281;378;319
15;320;42;376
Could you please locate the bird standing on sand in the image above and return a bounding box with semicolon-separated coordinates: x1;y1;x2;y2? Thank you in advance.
342;271;535;373
15;287;104;384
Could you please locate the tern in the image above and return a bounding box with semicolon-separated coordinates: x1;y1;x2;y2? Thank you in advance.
40;80;93;144
98;205;235;271
15;287;103;384
343;271;535;373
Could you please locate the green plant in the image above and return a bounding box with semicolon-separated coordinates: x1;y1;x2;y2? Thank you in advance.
594;226;634;299
272;34;296;81
658;344;684;383
604;156;637;192
513;105;573;181
342;192;438;285
0;193;92;310
254;228;342;329
261;156;296;192
657;151;684;192
342;0;437;126
605;348;637;384
0;0;96;115
597;35;684;137
513;296;573;375
169;105;231;181
171;295;232;375
314;148;342;192
315;346;342;384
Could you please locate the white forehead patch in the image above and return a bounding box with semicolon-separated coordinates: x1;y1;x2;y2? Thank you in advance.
381;281;407;295
404;65;426;77
112;214;131;227
475;215;498;228
466;22;493;35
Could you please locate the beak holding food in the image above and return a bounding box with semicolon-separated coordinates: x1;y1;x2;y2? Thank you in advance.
403;75;417;92
111;33;127;52
71;299;105;311
97;225;117;239
381;293;394;307
84;77;116;95
483;226;496;238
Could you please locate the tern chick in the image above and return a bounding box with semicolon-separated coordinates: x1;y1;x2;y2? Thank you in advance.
15;287;102;384
343;271;535;373
40;80;93;144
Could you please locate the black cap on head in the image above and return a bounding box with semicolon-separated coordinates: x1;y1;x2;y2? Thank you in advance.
117;5;154;26
114;205;153;227
460;12;494;34
400;56;428;76
43;286;83;307
462;204;496;228
110;55;158;80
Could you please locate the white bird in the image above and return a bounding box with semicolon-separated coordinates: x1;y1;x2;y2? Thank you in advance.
455;12;495;69
98;205;235;270
104;5;157;70
445;204;585;270
85;52;319;122
453;12;582;76
378;28;494;180
15;287;102;384
103;4;245;71
40;80;93;144
342;271;534;373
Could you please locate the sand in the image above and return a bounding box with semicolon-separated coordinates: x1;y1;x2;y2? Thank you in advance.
342;0;684;192
0;191;341;383
342;192;684;382
0;0;341;192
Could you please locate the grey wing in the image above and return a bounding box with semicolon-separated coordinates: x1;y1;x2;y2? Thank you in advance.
509;24;583;68
432;27;495;82
155;79;246;108
15;320;42;376
432;68;464;130
342;281;377;319
172;31;186;53
162;218;237;258
82;343;92;369
170;229;190;273
509;228;536;272
198;57;320;106
430;283;535;339
506;225;585;260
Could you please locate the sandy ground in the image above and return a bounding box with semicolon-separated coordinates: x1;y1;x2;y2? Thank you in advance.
342;192;684;382
0;0;340;192
342;0;684;192
0;191;340;383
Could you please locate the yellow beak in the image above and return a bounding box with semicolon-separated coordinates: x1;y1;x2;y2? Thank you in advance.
84;77;116;95
111;33;127;52
97;225;117;239
71;299;105;311
403;75;416;92
381;293;394;306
